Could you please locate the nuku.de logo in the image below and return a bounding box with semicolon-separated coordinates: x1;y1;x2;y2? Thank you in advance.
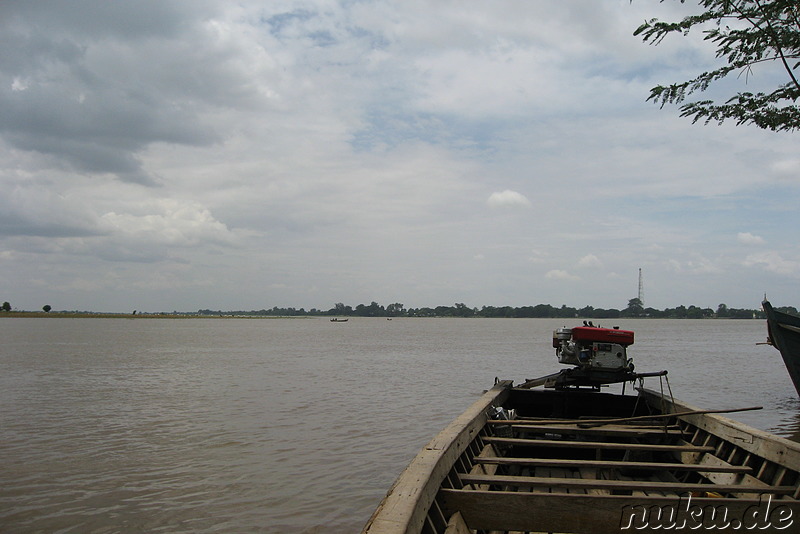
620;494;794;530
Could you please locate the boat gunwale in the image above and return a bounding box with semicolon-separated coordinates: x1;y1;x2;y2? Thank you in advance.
361;380;512;534
638;387;800;470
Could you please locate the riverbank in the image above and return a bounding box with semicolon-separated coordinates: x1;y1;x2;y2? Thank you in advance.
0;312;307;319
0;310;770;320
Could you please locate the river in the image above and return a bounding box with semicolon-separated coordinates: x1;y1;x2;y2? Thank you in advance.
1;317;798;532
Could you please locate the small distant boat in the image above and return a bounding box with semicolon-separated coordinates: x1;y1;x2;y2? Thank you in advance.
764;299;800;396
362;323;800;534
330;317;349;322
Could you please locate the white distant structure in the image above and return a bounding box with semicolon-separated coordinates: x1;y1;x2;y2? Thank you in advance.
638;268;644;306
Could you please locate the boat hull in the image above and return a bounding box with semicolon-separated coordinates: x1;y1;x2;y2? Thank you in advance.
363;382;800;534
764;300;800;396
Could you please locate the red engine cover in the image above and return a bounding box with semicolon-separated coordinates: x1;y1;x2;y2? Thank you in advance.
571;326;634;346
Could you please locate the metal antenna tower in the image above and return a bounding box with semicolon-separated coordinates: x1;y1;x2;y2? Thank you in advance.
638;268;644;305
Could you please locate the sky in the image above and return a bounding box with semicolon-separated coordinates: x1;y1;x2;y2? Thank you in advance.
1;0;798;313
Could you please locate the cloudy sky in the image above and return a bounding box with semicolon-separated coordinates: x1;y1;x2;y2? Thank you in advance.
1;1;798;313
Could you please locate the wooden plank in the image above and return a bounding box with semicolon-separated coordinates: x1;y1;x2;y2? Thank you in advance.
486;418;682;434
548;465;573;495
458;473;798;495
442;511;470;534
474;456;752;473
615;469;657;498
476;443;496;458
483;436;714;453
640;389;800;473
490;423;687;438
439;489;800;534
578;467;609;495
676;450;779;499
530;465;552;494
488;420;682;430
511;406;762;427
467;443;499;491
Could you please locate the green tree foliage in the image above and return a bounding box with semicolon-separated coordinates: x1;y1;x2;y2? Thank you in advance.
331;302;353;316
194;301;765;319
776;304;800;314
355;301;385;317
42;305;51;313
386;303;405;316
623;298;645;317
635;0;800;131
1;301;10;312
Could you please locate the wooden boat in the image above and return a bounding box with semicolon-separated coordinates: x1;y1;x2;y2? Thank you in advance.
330;317;349;322
363;325;800;534
763;300;800;397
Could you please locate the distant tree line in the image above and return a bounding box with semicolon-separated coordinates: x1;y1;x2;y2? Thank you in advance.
196;299;786;319
0;301;53;313
0;299;792;319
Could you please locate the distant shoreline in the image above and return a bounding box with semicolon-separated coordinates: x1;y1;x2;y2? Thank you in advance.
0;312;307;319
0;311;766;320
1;301;777;320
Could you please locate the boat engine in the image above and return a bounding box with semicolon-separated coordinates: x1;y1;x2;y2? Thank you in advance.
519;323;663;390
553;323;634;372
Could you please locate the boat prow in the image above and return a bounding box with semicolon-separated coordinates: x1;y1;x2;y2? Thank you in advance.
764;299;800;397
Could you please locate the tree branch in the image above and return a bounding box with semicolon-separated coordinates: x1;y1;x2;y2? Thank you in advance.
751;0;800;90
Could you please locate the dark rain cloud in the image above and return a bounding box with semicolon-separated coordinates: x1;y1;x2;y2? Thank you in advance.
0;1;232;185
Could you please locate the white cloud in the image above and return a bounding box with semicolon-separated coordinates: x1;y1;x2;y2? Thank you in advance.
666;257;724;274
527;251;549;264
98;199;240;248
545;269;580;281
578;254;602;268
743;251;800;277
771;158;800;178
737;232;765;245
487;190;531;209
11;77;29;92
